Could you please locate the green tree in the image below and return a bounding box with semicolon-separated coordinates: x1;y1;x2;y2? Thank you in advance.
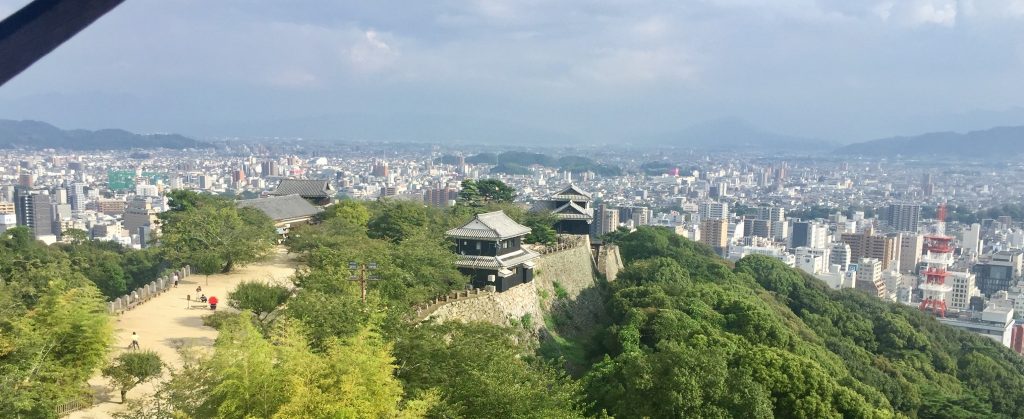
458;179;516;206
62;228;89;244
102;351;164;402
320;199;370;226
160;199;275;274
367;200;430;243
395;322;586;418
523;211;558;245
228;281;291;327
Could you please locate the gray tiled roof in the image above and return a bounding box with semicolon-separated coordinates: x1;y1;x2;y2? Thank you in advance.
455;248;540;269
552;201;594;220
550;184;592;201
237;194;323;222
446;210;531;240
272;179;334;198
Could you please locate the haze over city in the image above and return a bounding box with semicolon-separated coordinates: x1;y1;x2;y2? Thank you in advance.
2;0;1024;143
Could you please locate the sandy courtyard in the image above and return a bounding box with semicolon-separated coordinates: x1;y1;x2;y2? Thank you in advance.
69;248;298;418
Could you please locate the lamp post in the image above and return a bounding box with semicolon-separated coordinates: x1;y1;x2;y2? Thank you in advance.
348;261;379;304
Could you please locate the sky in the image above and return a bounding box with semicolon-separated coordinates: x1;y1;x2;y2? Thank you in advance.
1;0;1023;144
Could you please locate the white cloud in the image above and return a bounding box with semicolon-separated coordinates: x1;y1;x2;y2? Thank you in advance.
869;0;958;26
348;30;399;74
911;1;957;26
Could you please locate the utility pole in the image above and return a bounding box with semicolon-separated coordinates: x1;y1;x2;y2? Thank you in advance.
348;261;379;304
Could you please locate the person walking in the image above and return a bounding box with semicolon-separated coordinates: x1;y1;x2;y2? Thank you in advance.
129;332;140;350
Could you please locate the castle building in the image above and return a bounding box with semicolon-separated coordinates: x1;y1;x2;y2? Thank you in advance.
446;211;539;292
534;184;594;235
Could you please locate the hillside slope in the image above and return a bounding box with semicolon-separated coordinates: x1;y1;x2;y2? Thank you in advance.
0;119;212;150
840;125;1024;158
584;227;1024;418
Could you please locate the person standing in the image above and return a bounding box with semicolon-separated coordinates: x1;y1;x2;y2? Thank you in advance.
208;295;218;310
129;332;140;350
173;272;179;287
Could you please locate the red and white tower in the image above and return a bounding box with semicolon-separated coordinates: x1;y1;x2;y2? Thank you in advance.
919;204;952;317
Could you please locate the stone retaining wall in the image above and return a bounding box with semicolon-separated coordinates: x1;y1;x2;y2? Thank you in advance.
423;235;601;334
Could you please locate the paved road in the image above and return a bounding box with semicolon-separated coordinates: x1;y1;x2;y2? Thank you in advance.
69;248;297;418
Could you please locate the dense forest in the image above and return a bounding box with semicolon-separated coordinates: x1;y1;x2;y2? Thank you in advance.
592;227;1024;418
6;182;1024;418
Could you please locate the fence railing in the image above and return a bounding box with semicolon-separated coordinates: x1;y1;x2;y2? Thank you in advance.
107;265;192;315
55;396;93;417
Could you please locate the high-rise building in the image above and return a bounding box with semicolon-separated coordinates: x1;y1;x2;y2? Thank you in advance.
16;190;56;237
593;203;620;238
261;160;279;177
790;221;828;249
840;229;899;270
882;203;922;233
948;271;979;311
922;173;934;196
698;202;728;221
961;223;982;255
630;207;651;227
744;218;772;239
423;188;459;208
854;258;886;299
66;182;86;211
830;242;852;271
123;198;158;239
371;161;389;177
974;251;1024;297
700;218;729;252
757;206;785;222
18;173;34;188
898;234;923;274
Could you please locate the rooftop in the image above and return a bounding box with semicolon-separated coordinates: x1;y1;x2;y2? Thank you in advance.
446;210;531;240
237;194;323;222
550;184;592;201
272;179;334;198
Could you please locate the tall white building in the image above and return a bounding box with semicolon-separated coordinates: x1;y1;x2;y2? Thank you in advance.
698;201;729;221
898;234;923;274
795;247;831;275
854;258;886;299
948;271;980;311
961;223;982;255
830;242;852;270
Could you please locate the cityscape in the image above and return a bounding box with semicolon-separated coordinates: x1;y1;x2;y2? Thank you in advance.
7;0;1024;418
9;141;1024;351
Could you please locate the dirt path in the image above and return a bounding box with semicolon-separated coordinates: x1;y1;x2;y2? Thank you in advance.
69;248;298;418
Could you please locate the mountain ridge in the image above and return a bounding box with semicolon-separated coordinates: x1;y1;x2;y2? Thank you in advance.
840;125;1024;157
0;119;213;150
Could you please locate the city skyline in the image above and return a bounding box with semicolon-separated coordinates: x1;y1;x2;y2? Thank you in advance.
1;1;1024;144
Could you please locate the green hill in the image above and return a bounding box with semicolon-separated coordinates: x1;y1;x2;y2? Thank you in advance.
0;119;212;150
584;227;1024;418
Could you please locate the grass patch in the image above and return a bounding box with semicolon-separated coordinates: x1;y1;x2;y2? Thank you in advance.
202;311;241;330
553;281;568;300
539;314;587;366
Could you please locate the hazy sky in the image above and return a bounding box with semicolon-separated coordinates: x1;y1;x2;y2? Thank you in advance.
1;0;1023;144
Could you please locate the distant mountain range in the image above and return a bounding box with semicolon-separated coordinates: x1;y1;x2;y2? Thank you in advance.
839;125;1024;158
0;119;212;150
651;118;835;152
